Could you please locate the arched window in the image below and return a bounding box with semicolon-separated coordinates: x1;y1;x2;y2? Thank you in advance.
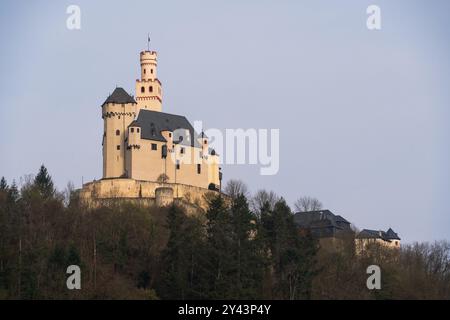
115;130;120;136
151;69;154;74
149;86;153;93
143;68;146;74
141;86;145;93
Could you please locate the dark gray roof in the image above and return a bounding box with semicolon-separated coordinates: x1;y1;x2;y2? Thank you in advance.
130;109;201;147
294;210;351;230
356;228;400;241
102;87;136;105
386;228;401;240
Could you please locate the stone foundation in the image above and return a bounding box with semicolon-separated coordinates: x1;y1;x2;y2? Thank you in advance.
79;178;223;212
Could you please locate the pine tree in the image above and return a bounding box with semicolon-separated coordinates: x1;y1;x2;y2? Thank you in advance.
160;205;189;299
204;195;235;298
0;177;8;191
8;180;19;204
230;193;264;298
34;165;55;199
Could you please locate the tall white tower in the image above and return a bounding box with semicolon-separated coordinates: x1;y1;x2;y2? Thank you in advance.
135;51;163;112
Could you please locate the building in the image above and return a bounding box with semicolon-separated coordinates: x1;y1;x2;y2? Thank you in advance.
80;47;222;210
355;228;401;254
294;210;355;251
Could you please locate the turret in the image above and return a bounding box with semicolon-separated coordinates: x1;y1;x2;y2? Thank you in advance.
135;50;163;113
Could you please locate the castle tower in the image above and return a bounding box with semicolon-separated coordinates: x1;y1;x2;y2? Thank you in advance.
101;87;137;178
135;51;163;112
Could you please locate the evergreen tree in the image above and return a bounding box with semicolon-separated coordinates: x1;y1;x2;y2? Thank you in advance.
0;177;7;191
7;180;19;204
204;195;235;298
160;204;204;299
34;165;55;199
230;193;264;298
258;198;318;299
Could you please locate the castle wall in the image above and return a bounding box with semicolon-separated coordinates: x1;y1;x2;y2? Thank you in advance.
79;178;220;211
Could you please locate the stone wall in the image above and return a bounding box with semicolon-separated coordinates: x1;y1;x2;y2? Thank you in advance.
79;178;223;212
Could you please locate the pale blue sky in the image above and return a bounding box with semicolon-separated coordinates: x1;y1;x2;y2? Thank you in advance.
0;0;449;243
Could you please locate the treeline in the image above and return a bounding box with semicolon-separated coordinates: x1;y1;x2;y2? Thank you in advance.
0;166;449;299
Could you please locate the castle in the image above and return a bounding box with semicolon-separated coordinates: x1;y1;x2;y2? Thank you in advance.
80;48;222;210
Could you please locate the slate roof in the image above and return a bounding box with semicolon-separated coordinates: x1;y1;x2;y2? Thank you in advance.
356;228;401;241
102;87;136;105
129;109;202;147
294;210;350;228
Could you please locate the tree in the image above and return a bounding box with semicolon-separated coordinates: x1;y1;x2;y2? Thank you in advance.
294;196;323;212
229;193;264;298
259;198;318;299
34;165;55;199
159;204;204;299
224;179;249;200
250;189;279;217
0;177;7;191
157;173;169;183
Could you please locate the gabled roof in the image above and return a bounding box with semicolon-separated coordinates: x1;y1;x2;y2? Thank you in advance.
356;228;401;241
385;228;401;240
130;109;201;147
293;210;352;231
102;87;136;105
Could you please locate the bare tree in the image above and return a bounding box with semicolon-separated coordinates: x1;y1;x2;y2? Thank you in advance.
294;196;323;212
250;189;279;214
63;181;75;207
224;179;249;199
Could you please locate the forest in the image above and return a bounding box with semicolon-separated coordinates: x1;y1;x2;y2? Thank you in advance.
0;165;449;299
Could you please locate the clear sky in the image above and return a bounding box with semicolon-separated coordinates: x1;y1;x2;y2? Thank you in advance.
0;0;449;243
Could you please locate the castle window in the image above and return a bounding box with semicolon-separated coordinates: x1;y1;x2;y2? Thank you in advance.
116;130;120;136
176;160;180;170
144;68;146;74
141;86;145;93
151;69;153;74
118;115;121;119
180;147;185;154
117;145;120;150
197;164;201;174
149;86;153;93
169;133;172;138
151;143;157;151
131;128;134;133
204;140;207;144
137;128;140;133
